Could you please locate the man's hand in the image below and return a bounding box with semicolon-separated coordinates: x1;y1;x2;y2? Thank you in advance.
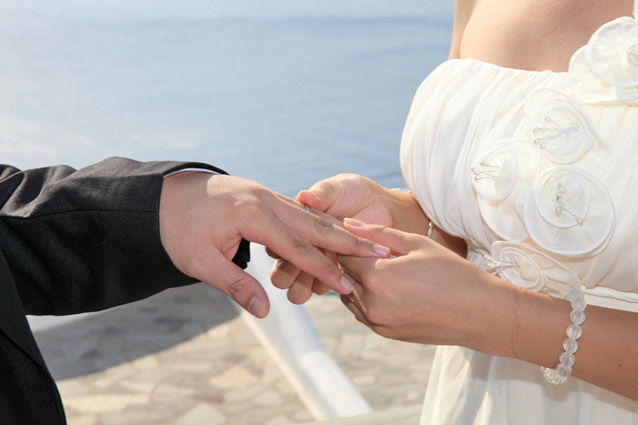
159;172;390;318
337;218;489;347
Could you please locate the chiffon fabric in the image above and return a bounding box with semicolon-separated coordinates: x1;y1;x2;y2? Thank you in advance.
400;16;638;425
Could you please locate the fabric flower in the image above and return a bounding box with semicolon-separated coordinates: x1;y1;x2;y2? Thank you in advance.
523;166;615;256
471;140;539;241
524;89;613;172
488;241;582;298
570;17;638;104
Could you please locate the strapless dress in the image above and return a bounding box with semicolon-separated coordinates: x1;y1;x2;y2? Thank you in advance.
400;16;638;424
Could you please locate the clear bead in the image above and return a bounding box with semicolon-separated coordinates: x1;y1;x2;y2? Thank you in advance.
556;364;573;378
559;352;576;367
563;338;579;354
566;324;583;340
570;296;586;312
541;290;587;386
570;310;586;325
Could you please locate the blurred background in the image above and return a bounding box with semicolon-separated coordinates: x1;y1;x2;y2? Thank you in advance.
0;0;452;195
2;1;454;424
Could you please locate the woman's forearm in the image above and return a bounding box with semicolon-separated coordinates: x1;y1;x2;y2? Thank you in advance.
339;221;638;401
473;273;638;400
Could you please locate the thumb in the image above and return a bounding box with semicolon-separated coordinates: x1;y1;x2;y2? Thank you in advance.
296;181;339;213
296;190;325;210
343;218;418;256
202;252;270;318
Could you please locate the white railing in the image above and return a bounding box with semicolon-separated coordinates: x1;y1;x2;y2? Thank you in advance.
241;244;372;420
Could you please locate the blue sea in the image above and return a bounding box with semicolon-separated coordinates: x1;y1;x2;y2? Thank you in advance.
0;0;453;196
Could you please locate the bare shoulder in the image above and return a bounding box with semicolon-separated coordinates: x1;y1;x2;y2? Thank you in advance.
454;0;633;71
448;0;480;60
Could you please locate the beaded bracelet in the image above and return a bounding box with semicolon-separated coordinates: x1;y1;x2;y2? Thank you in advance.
541;290;587;385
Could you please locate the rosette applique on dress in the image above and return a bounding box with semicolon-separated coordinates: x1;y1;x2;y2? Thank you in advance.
571;17;638;104
470;42;624;294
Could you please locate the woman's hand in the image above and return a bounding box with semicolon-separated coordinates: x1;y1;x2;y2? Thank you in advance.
296;173;428;233
270;174;429;304
338;219;638;401
336;218;498;347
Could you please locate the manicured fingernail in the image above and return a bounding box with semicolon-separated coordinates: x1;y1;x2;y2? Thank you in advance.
276;259;286;269
373;244;390;257
344;217;365;227
340;276;354;292
248;297;266;318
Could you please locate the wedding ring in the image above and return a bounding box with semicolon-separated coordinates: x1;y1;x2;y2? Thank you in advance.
297;201;311;212
348;282;358;304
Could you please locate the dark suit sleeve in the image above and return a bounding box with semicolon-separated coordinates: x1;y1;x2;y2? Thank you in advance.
0;157;250;316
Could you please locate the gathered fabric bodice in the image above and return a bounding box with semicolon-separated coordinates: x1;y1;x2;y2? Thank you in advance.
400;14;638;425
401;17;638;312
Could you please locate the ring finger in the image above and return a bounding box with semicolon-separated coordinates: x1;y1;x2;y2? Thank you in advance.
341;289;373;328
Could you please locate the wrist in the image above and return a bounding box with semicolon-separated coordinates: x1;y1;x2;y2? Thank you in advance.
450;270;511;354
471;278;571;367
459;272;532;357
385;188;430;235
159;171;211;274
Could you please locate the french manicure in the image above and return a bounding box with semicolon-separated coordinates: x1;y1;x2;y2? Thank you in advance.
373;244;390;257
340;276;354;292
344;217;365;227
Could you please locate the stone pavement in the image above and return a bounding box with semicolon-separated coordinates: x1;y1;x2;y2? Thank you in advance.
33;283;435;425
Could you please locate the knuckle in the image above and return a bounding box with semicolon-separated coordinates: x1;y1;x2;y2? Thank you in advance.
373;261;391;277
369;224;388;236
287;288;310;305
351;235;369;250
312;218;335;236
270;273;291;290
314;262;336;282
313;282;331;295
233;198;262;220
291;237;315;256
233;186;275;218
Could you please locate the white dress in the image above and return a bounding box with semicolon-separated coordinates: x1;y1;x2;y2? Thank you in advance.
400;15;638;425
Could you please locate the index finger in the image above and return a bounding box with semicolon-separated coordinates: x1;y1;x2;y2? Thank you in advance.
278;194;391;258
240;210;357;294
